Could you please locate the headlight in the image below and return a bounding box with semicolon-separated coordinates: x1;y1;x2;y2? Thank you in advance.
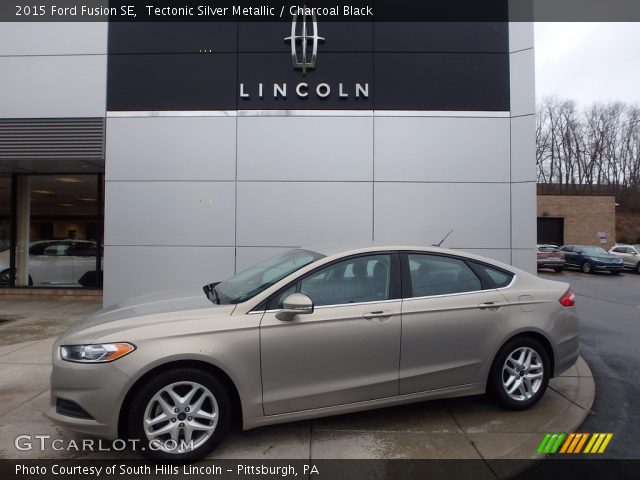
60;343;135;363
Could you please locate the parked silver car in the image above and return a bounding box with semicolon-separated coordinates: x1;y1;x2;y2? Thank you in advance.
47;244;580;460
608;244;640;273
0;239;99;287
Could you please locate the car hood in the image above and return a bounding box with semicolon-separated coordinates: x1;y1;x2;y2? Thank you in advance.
60;288;236;344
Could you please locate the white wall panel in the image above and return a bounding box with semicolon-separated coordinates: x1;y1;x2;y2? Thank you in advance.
236;182;372;246
457;248;512;265
235;246;295;272
511;249;536;273
0;56;106;118
508;22;534;53
105;181;235;246
511;181;537;249
374;117;510;182
511;115;536;182
103;246;235;306
0;22;108;56
237;117;373;181
106;117;236;181
374;183;511;248
510;48;535;117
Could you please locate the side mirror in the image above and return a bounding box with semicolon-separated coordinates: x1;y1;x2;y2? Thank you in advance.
276;293;314;321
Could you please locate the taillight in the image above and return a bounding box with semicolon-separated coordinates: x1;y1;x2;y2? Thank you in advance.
559;289;575;307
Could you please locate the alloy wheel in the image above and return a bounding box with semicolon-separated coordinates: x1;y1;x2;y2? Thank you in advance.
143;381;219;454
501;347;544;402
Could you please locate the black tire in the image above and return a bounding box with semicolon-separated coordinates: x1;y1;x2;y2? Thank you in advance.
554;267;563;273
0;270;33;287
488;337;550;410
611;270;621;276
127;368;231;460
0;269;10;287
581;261;593;274
635;263;640;274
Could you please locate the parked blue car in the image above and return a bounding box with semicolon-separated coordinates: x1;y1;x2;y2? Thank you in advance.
560;245;624;274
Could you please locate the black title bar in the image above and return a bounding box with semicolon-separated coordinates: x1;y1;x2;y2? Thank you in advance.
2;1;640;22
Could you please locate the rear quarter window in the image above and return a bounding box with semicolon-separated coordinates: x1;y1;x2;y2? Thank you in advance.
472;263;514;288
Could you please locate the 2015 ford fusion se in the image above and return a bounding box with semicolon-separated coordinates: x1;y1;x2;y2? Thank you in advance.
47;244;580;460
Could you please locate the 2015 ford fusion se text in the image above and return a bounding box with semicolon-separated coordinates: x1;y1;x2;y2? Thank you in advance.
47;244;580;460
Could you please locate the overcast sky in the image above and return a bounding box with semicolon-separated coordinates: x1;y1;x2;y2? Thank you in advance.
534;23;640;108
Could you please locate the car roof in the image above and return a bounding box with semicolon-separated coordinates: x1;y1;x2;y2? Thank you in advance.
302;242;519;273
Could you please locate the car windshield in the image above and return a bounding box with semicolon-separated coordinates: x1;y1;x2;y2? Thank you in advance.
582;246;608;256
208;249;325;305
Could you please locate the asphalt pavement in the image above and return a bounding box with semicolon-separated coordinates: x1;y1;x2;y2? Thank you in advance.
514;269;640;480
540;269;640;459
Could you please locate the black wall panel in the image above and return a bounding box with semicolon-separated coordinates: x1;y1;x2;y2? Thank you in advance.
107;54;237;111
107;22;511;111
374;53;510;111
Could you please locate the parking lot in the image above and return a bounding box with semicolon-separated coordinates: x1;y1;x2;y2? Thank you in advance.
538;269;640;459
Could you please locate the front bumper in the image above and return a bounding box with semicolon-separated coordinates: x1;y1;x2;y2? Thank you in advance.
46;348;133;440
592;262;624;272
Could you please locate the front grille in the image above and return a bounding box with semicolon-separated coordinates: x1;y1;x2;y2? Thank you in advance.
56;398;94;420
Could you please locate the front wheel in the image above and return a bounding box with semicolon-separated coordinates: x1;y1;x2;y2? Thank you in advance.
127;368;231;460
489;338;550;410
635;263;640;274
581;261;593;274
554;267;563;273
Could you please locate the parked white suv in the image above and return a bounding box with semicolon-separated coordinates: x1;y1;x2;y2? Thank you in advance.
608;244;640;274
0;240;100;287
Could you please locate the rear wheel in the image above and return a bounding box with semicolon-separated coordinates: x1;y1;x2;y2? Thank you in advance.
581;261;593;274
127;368;231;460
489;337;550;410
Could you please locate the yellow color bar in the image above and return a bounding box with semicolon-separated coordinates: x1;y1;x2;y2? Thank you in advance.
560;433;575;454
590;434;606;453
597;433;613;453
584;434;599;453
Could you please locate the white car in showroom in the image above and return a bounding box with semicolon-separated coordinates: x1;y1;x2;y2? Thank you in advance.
0;239;100;287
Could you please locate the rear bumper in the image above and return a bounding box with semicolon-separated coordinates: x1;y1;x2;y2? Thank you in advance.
537;260;565;269
554;335;580;377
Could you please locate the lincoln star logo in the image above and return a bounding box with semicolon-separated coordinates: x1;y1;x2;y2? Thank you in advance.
284;9;324;75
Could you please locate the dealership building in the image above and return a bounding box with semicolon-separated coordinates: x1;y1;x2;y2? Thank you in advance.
0;20;535;306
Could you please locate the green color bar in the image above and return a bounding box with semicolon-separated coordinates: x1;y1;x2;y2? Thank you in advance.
544;434;559;454
550;433;566;453
537;433;553;454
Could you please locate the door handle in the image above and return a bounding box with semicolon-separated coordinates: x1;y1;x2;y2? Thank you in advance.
362;311;392;320
478;302;502;310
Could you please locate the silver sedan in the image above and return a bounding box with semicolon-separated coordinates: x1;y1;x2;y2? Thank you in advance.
47;244;580;460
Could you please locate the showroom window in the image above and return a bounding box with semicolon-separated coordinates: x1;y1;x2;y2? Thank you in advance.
0;174;103;289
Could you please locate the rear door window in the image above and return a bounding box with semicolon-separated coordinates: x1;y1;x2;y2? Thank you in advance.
407;254;481;297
